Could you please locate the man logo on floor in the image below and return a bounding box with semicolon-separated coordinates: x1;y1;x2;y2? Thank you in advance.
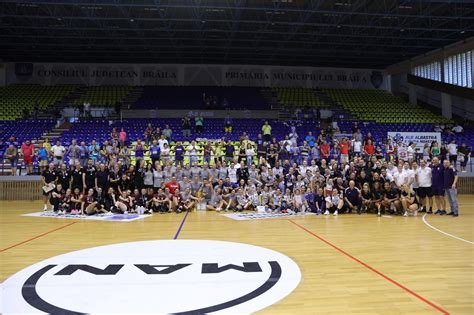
2;240;301;314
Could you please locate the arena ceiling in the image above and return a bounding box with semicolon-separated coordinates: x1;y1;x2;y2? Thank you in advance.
0;0;473;69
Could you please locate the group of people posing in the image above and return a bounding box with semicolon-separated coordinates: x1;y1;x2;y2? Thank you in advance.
40;126;461;217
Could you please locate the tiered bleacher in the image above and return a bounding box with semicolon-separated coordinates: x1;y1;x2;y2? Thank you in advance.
73;85;133;107
273;87;327;108
323;89;451;123
0;85;76;120
134;86;269;109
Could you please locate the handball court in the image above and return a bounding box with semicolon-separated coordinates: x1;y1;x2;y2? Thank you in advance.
0;197;473;314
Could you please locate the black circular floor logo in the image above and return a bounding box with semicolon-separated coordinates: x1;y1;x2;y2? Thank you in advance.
1;240;301;313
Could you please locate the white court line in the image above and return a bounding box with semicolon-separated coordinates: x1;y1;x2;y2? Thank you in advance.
422;214;474;245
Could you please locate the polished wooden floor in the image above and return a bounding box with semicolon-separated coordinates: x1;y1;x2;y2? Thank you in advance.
1;196;473;314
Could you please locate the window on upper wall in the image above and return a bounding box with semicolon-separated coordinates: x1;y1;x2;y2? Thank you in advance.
412;61;442;82
443;50;473;88
412;50;473;88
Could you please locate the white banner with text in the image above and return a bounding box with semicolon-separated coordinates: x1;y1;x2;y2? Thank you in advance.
387;132;441;150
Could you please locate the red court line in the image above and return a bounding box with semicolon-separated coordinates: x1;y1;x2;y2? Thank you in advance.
0;222;77;253
287;219;449;315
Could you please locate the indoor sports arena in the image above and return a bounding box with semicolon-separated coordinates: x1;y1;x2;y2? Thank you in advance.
0;1;473;314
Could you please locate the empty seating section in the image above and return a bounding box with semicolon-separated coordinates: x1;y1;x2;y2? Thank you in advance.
0;85;76;120
74;86;133;106
135;86;268;109
323;89;451;123
273;87;326;108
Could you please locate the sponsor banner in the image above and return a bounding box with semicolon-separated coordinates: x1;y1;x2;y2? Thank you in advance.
22;211;151;222
222;212;316;221
1;240;301;314
387;132;441;150
6;62;386;89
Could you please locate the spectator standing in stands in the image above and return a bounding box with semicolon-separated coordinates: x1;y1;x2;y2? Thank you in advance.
447;140;458;168
21;139;35;175
149;140;161;165
119;128;127;147
320;140;330;161
37;145;49;173
51;140;66;166
182;116;192;138
289;126;299;146
152;127;161;141
262;121;272;143
195;114;204;134
162;124;172;142
67;139;80;168
338;138;350;163
5;144;18;175
458;143;470;173
430;141;440;159
305;131;315;148
452;124;464;135
110;128;119;144
225;141;235;164
174;141;185;166
42;138;52;155
143;123;154;144
187;140;199;167
224;115;233;134
443;160;459;216
88;139;100;165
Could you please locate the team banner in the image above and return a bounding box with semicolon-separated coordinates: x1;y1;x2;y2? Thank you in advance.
7;62;386;89
387;132;441;150
22;211;152;222
221;212;316;221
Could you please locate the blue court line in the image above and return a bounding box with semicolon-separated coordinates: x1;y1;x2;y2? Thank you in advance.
173;209;190;240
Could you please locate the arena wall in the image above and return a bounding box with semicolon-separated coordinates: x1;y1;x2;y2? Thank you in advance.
120;109;279;119
5;62;388;89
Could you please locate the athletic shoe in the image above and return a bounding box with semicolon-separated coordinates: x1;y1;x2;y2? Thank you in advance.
427;209;433;214
440;210;447;216
216;207;222;212
434;210;442;215
453;213;459;217
377;211;381;217
446;212;454;216
316;210;321;215
403;211;408;217
333;210;338;216
43;205;48;211
420;207;426;213
413;210;418;217
390;203;396;212
324;210;329;215
124;211;128;215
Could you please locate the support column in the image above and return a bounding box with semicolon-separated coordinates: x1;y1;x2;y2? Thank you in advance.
441;92;452;119
408;83;417;105
384;74;392;93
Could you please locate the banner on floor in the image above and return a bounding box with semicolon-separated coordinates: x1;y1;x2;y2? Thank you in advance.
221;212;316;221
22;212;151;222
387;132;441;150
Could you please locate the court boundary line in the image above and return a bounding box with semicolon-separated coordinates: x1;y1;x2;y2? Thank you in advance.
422;214;473;245
0;222;77;253
173;209;190;239
287;219;449;315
